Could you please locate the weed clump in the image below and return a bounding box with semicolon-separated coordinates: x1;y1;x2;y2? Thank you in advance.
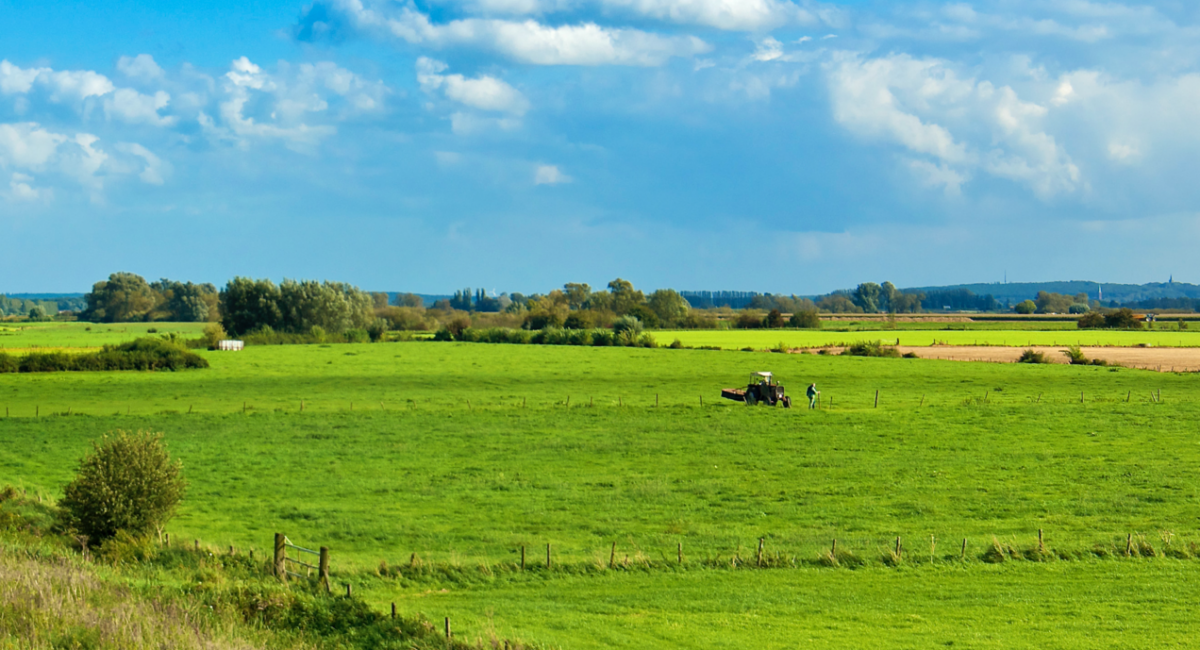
842;341;901;358
1017;349;1049;364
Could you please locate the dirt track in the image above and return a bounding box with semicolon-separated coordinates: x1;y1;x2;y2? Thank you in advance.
810;346;1200;372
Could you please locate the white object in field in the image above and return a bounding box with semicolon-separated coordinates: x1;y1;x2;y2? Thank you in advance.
217;340;244;351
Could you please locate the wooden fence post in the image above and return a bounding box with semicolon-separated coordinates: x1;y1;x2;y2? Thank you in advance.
756;538;764;567
920;395;925;407
445;617;451;641
678;541;683;565
610;541;616;569
874;390;879;408
546;543;552;569
1038;529;1044;553
656;394;659;407
894;537;902;560
319;547;330;592
961;538;967;561
274;533;286;581
346;583;352;598
520;546;525;571
391;603;396;619
566;396;570;408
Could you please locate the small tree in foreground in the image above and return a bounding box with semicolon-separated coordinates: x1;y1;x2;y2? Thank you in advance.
59;431;186;542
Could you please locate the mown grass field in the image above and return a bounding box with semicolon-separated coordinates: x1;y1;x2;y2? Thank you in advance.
3;335;1200;647
0;322;208;350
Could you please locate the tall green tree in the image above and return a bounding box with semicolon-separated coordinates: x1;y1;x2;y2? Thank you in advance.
852;283;882;313
83;272;156;322
607;278;645;315
647;289;690;326
220;277;283;336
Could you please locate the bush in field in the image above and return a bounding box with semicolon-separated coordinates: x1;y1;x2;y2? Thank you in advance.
789;309;820;329
680;311;719;329
734;311;764;329
1077;312;1105;329
59;431;186;542
1105;308;1142;329
563;312;593;330
1017;349;1049;364
841;341;900;358
1061;345;1088;365
525;311;564;330
1014;300;1036;314
0;338;208;374
612;315;644;338
201;322;228;349
625;304;660;328
764;309;785;328
446;316;471;340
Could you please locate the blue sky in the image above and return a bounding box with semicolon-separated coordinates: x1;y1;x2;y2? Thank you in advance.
2;0;1199;294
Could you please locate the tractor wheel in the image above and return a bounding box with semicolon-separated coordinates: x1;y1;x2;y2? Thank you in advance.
745;393;757;406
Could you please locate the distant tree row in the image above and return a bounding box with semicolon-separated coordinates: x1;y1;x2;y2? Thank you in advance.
82;273;220;323
1013;291;1097;315
812;282;926;314
220;278;375;337
0;295;58;320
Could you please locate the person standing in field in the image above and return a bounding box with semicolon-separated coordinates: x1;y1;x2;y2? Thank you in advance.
807;383;820;409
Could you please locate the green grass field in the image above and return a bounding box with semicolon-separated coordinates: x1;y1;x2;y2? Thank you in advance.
3;336;1200;647
0;322;208;350
660;327;1200;349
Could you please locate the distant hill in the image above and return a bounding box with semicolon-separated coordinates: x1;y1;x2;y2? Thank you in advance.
901;281;1200;306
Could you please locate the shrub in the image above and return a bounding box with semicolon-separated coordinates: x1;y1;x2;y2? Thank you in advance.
841;341;901;358
1105;308;1143;329
524;311;563;330
734;311;764;329
764;309;785;328
1077;312;1105;329
445;316;471;340
612;315;644;338
366;318;388;342
1014;300;1036;314
789;310;821;329
680;312;719;329
563;312;592;330
1061;345;1088;365
201;322;228;349
343;328;370;343
1017;349;1049;364
59;431;187;542
2;338;208;374
669;338;684;349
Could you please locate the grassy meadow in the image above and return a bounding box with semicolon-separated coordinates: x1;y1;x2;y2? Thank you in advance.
4;327;1200;647
661;327;1200;349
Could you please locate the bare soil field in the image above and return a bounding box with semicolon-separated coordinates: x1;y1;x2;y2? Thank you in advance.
809;345;1200;372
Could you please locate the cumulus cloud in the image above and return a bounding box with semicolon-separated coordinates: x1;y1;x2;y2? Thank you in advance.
117;54;165;82
0;122;67;169
7;172;44;201
417;57;530;115
0;60;114;101
298;0;710;66
104;88;175;126
420;0;839;31
534;164;571;184
203;56;386;150
827;52;1080;199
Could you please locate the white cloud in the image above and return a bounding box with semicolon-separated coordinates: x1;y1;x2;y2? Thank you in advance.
601;0;820;32
0;60;114;101
116;142;170;185
417;57;530;115
7;172;44;201
0;123;67;169
117;54;165;82
827;52;1080;199
534;163;571;184
313;0;710;65
450;111;522;134
752;36;784;62
104;88;176;126
421;0;838;31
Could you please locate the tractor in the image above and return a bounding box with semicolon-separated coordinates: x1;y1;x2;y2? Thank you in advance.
721;372;792;408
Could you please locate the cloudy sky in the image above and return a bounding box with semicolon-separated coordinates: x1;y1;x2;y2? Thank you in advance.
3;0;1199;294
